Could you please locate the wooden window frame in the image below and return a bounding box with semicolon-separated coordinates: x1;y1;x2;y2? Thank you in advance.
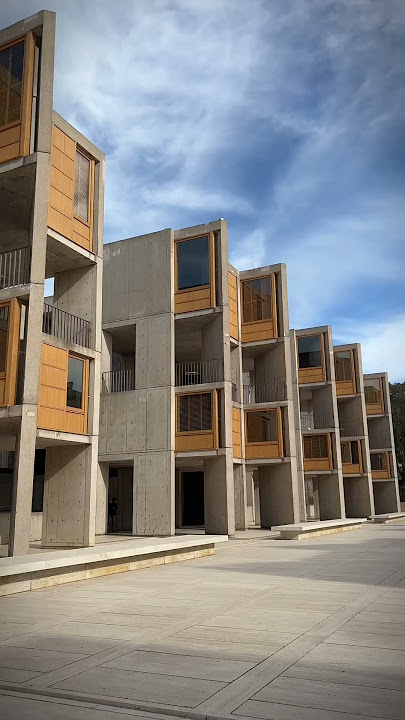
174;233;216;306
73;146;95;233
365;378;384;411
65;352;89;418
334;349;355;383
0;298;21;407
240;274;277;332
297;333;325;372
244;406;282;448
0;32;35;153
341;439;363;472
176;390;218;440
371;451;390;472
303;433;331;461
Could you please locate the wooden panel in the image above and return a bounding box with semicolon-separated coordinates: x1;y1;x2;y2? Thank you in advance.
336;379;356;396
0;33;35;163
175;431;215;452
372;469;390;480
229;272;239;340
241;319;275;343
38;343;89;435
366;402;384;416
343;463;362;475
48;124;94;252
0;299;21;407
245;443;282;460
298;365;325;384
304;457;331;472
232;407;241;458
175;286;212;313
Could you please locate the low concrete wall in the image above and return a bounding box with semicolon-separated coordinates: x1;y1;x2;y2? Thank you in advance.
0;512;42;544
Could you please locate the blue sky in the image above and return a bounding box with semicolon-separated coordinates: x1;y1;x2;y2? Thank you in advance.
2;0;404;379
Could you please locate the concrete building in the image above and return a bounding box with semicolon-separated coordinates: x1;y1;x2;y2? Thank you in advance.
0;11;104;556
364;372;400;514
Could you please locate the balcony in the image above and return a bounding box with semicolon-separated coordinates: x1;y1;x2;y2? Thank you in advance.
300;413;334;431
175;359;223;387
339;420;364;438
0;247;31;291
102;369;135;394
303;434;332;472
370;452;391;480
244;407;283;460
341;440;363;474
42;303;91;349
243;382;286;405
175;390;218;452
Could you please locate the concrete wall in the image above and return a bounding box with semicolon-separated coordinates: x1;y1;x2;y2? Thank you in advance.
258;462;296;527
0;512;42;544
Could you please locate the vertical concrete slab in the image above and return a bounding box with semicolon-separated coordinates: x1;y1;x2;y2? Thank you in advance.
205;453;235;535
133;451;175;536
234;464;247;530
259;463;297;527
318;472;345;520
96;462;108;534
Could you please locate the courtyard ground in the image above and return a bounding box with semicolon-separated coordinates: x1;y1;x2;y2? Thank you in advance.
0;522;404;719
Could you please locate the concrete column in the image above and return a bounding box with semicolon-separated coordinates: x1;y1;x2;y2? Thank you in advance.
259;463;296;527
205;452;235;535
133;451;175;536
42;444;97;547
373;480;400;515
95;462;108;534
343;476;373;518
318;473;345;520
234;463;247;530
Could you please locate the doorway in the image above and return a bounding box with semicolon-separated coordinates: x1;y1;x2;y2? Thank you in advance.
182;471;204;527
108;467;133;533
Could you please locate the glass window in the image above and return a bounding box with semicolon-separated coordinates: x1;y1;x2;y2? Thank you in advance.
335;351;352;382
178;393;212;432
74;150;91;222
246;410;278;443
341;442;351;464
177;236;210;290
0;304;10;374
0;40;24;128
370;453;387;471
351;441;359;465
298;335;322;369
364;379;381;405
242;277;272;323
66;356;84;409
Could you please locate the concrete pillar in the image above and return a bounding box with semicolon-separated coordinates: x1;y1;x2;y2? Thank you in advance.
95;462;108;534
205;453;235;535
234;464;247;530
42;444;97;547
318;473;345;520
259;463;296;527
133;451;175;536
343;476;373;518
373;481;400;515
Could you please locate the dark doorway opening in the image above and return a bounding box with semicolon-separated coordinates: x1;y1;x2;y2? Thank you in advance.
108;467;133;533
182;471;204;527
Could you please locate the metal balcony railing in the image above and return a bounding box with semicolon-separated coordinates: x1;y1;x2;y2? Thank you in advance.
300;412;335;430
102;369;135;394
42;303;91;348
0;246;31;290
243;382;286;404
175;359;223;387
339;420;364;438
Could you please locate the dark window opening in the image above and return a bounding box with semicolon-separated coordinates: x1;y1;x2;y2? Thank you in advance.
0;304;10;374
298;335;322;369
246;410;278;443
0;40;24;128
177;235;210;290
371;453;387;471
67;356;84;409
182;471;204;526
304;435;328;459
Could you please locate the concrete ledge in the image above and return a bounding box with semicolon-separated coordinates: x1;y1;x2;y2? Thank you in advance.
369;513;405;524
0;535;227;596
271;518;367;540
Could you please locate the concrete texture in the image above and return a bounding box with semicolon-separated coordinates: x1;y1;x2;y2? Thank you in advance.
0;522;404;719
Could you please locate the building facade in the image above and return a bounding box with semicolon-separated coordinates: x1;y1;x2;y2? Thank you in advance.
0;11;400;556
0;11;104;556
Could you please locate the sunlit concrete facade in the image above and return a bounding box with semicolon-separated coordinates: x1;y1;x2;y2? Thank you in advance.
0;11;104;556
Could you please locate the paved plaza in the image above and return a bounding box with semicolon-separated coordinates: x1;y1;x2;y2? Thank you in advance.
0;523;404;719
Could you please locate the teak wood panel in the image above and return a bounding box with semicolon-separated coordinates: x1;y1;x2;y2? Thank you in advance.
232;406;242;458
241;273;278;343
175;390;218;452
48;124;94;251
366;401;384;416
229;272;239;340
0;33;35;164
174;233;216;314
341;440;363;475
303;433;332;472
0;299;21;407
336;379;356;396
38;343;89;435
244;407;283;460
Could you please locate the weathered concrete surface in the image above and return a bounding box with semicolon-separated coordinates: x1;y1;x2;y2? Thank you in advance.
0;522;404;719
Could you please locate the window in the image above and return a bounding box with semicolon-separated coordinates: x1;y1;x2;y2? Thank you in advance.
364;379;381;405
0;40;24;129
335;351;353;382
303;435;329;459
341;441;360;465
177;236;210;291
0;304;9;374
298;335;322;369
178;393;212;432
242;277;272;323
74;149;91;222
246;410;278;443
66;356;84;409
370;453;387;471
